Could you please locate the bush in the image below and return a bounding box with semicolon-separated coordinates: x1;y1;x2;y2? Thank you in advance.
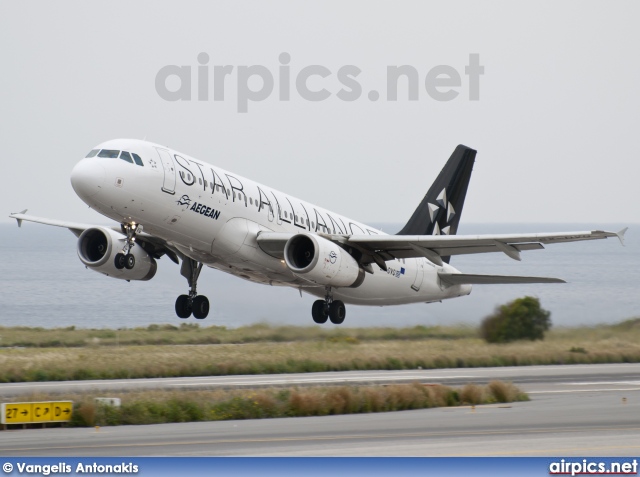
460;384;484;404
480;296;551;343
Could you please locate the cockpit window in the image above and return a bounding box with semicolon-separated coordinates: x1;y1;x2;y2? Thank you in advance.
119;151;134;163
97;149;120;158
132;153;144;166
85;149;99;158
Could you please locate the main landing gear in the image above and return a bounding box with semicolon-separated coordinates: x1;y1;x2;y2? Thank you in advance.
114;223;142;270
311;287;346;325
175;258;210;320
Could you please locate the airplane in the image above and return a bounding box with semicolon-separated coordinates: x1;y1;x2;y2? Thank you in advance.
9;140;627;324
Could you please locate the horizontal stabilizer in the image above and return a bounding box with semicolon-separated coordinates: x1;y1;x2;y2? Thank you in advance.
438;273;566;286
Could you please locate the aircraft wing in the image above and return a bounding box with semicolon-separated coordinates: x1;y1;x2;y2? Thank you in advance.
257;228;627;269
344;229;627;266
9;210;99;236
9;211;180;264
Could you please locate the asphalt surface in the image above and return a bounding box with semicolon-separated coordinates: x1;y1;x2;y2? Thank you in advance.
1;363;640;397
1;363;639;456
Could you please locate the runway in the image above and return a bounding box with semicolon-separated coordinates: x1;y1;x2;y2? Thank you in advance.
1;363;640;397
1;363;639;456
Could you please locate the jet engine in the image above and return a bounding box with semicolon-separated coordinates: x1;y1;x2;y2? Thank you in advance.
284;233;365;288
77;227;157;281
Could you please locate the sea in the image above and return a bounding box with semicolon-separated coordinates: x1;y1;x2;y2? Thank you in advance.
0;222;637;329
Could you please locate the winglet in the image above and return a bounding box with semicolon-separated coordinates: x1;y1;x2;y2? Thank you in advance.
616;227;628;246
11;209;28;227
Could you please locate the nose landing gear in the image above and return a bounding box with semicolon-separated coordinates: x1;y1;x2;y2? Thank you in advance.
175;258;210;319
311;287;346;325
114;223;142;270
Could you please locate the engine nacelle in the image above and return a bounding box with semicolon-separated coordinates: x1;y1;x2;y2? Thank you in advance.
284;233;365;288
77;227;157;281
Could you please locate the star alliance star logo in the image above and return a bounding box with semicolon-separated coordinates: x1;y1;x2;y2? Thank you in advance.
428;188;456;235
176;194;191;206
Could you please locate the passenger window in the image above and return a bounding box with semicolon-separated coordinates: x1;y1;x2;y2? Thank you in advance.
311;222;315;228
98;149;120;159
119;151;134;163
250;198;253;205
198;178;202;186
85;149;99;158
132;153;144;166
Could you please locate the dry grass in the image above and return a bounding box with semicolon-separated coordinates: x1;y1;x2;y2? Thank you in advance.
0;320;639;382
460;384;485;404
1;381;527;428
0;323;474;348
487;380;525;403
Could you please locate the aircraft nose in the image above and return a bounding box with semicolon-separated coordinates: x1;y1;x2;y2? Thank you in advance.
70;159;106;199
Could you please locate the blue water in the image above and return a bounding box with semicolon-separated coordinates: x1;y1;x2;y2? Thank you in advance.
0;222;637;329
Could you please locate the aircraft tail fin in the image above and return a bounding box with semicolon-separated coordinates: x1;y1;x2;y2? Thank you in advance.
397;145;476;262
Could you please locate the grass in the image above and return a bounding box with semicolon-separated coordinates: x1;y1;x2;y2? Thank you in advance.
0;322;475;348
0;320;639;383
3;381;528;428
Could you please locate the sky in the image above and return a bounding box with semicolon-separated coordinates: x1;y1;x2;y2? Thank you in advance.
1;1;639;227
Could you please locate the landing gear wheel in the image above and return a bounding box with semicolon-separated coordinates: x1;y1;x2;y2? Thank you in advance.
176;258;209;320
114;253;126;270
175;294;192;319
312;300;329;324
192;295;210;319
124;253;136;270
329;300;346;325
116;223;142;270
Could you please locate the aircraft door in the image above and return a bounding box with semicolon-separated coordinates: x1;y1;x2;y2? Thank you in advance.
156;148;176;194
411;258;424;292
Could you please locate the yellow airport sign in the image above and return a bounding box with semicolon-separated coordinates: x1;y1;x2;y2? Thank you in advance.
2;403;32;424
1;401;73;424
32;402;53;422
50;401;73;421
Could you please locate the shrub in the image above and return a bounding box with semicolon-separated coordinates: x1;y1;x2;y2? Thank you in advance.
480;296;551;343
460;384;484;404
569;347;588;354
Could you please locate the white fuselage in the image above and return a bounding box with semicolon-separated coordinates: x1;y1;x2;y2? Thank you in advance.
71;139;471;306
